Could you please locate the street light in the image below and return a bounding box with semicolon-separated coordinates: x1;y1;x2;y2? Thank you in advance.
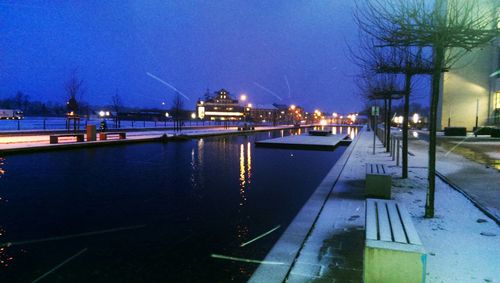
240;94;247;102
412;113;419;124
191;113;196;119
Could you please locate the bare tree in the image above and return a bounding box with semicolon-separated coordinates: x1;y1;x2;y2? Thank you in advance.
111;90;123;128
111;90;123;114
351;37;435;178
355;0;497;217
358;72;405;140
171;92;184;132
65;69;85;115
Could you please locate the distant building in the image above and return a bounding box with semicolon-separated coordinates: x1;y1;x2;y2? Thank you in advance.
196;89;244;121
248;104;278;123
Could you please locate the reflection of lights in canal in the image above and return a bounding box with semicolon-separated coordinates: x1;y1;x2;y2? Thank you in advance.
239;143;252;204
0;157;13;268
237;141;252;245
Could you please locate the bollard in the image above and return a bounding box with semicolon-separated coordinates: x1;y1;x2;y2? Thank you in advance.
392;137;395;161
86;124;97;141
396;137;400;166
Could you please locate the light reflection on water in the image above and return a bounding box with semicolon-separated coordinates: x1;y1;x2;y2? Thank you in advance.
237;142;252;248
438;140;500;170
0;157;13;269
0;127;356;282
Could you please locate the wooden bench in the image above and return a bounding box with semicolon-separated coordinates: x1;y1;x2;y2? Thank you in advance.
99;132;126;140
49;133;84;144
364;199;426;283
365;163;392;199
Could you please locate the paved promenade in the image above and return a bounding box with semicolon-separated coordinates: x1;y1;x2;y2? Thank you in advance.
251;127;499;282
408;133;500;222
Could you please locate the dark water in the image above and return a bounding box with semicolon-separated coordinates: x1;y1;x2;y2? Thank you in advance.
0;128;356;282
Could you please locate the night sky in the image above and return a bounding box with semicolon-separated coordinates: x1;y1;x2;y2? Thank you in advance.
0;1;425;113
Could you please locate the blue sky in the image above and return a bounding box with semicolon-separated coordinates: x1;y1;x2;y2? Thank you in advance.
0;1;427;113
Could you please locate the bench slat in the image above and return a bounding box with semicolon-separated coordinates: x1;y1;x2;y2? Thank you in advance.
366;163;388;175
366;200;378;240
397;203;422;245
376;202;392;242
387;202;407;244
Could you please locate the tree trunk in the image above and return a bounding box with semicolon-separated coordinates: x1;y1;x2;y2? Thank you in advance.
402;73;412;178
425;46;444;218
383;99;387;147
386;98;392;152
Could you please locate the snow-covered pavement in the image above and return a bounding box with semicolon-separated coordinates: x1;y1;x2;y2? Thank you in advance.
263;128;499;282
364;131;500;282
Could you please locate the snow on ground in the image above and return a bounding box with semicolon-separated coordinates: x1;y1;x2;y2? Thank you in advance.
360;130;499;282
392;169;500;283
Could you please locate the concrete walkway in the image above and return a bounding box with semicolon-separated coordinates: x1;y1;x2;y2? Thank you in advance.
251;128;391;282
251;127;500;282
408;134;500;222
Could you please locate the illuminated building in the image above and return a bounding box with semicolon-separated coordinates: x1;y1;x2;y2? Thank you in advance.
196;89;244;121
438;1;499;129
248;104;279;123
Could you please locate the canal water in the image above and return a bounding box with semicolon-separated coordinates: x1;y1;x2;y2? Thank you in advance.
0;127;357;282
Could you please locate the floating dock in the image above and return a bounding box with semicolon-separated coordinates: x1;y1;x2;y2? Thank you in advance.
255;134;350;150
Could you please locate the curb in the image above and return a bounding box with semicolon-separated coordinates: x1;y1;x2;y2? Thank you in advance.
435;171;499;226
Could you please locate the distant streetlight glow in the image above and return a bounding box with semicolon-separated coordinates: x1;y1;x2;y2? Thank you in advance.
290;104;296;110
412;113;420;124
165;112;169;117
191;113;196;119
99;111;105;117
240;94;247;102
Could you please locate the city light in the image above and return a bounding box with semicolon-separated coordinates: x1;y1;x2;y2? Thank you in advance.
290;104;296;110
240;94;247;102
99;111;105;117
332;112;338;118
395;115;404;124
412;113;420;124
165;112;169;117
320;119;327;126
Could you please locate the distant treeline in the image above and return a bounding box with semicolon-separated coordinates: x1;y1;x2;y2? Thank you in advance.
0;92;69;116
0;91;192;119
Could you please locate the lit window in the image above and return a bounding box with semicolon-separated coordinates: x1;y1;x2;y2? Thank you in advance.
495;91;500;109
